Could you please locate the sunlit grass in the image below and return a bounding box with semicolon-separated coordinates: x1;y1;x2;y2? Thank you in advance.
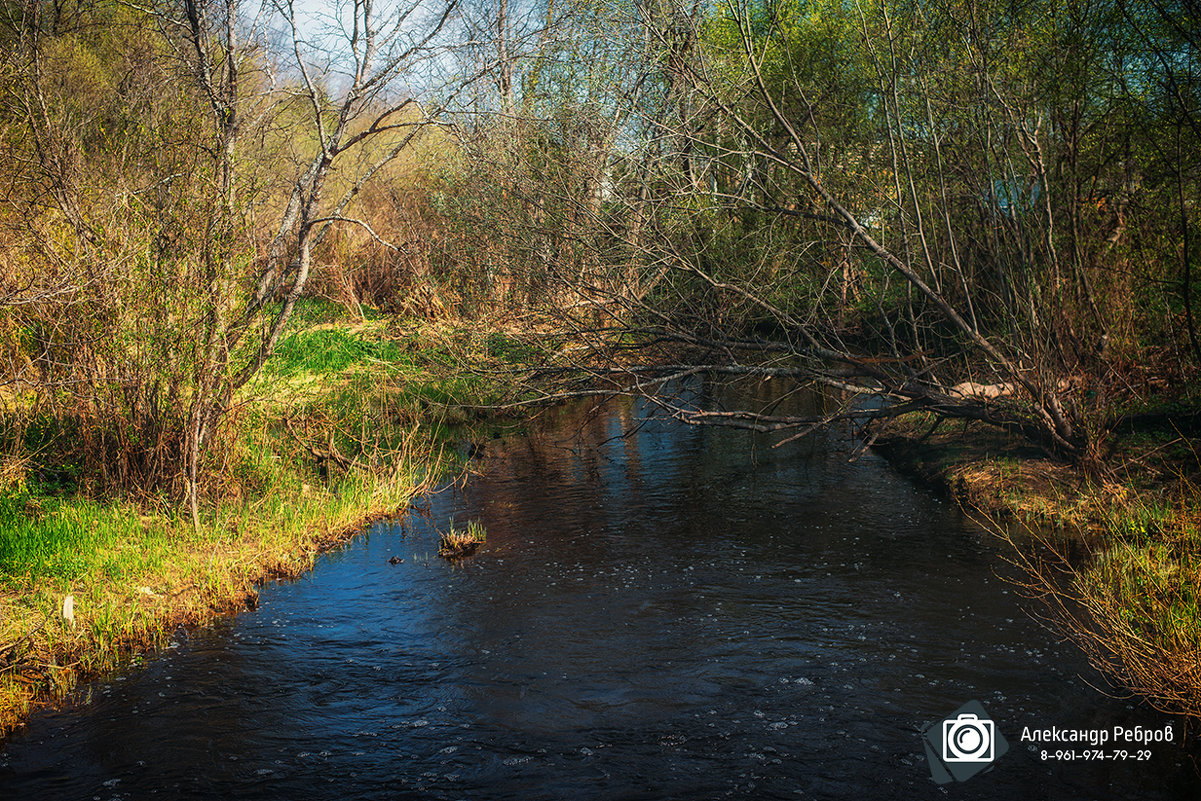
266;326;404;377
1087;539;1201;649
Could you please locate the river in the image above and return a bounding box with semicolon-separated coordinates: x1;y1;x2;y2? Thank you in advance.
1;381;1196;799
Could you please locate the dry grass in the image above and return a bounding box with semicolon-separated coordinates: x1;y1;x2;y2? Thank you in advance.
1010;516;1201;719
874;416;1193;530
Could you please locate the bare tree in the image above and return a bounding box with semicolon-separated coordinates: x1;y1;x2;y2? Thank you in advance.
172;0;460;523
0;0;462;517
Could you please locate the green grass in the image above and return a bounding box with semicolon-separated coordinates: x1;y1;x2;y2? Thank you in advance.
0;494;154;584
484;330;540;362
267;327;404;377
277;298;374;327
1088;539;1201;649
1100;498;1178;541
1030;477;1201;717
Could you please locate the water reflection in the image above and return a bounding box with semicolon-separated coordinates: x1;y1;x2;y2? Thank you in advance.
1;382;1197;800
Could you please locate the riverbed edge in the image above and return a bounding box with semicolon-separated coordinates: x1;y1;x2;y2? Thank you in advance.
871;416;1201;720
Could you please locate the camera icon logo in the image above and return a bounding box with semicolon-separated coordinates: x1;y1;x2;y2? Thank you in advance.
922;701;1009;784
943;713;995;762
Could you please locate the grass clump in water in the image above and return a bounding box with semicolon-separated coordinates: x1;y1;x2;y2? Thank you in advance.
438;519;486;558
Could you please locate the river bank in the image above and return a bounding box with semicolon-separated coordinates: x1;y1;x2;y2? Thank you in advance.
0;308;529;739
3;342;1197;740
873;413;1201;719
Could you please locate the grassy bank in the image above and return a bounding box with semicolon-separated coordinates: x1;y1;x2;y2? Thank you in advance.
875;413;1201;718
0;302;533;738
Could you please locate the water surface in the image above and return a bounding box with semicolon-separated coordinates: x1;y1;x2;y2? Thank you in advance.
2;383;1197;799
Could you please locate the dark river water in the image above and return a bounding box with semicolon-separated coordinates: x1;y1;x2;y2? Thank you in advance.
2;382;1198;800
